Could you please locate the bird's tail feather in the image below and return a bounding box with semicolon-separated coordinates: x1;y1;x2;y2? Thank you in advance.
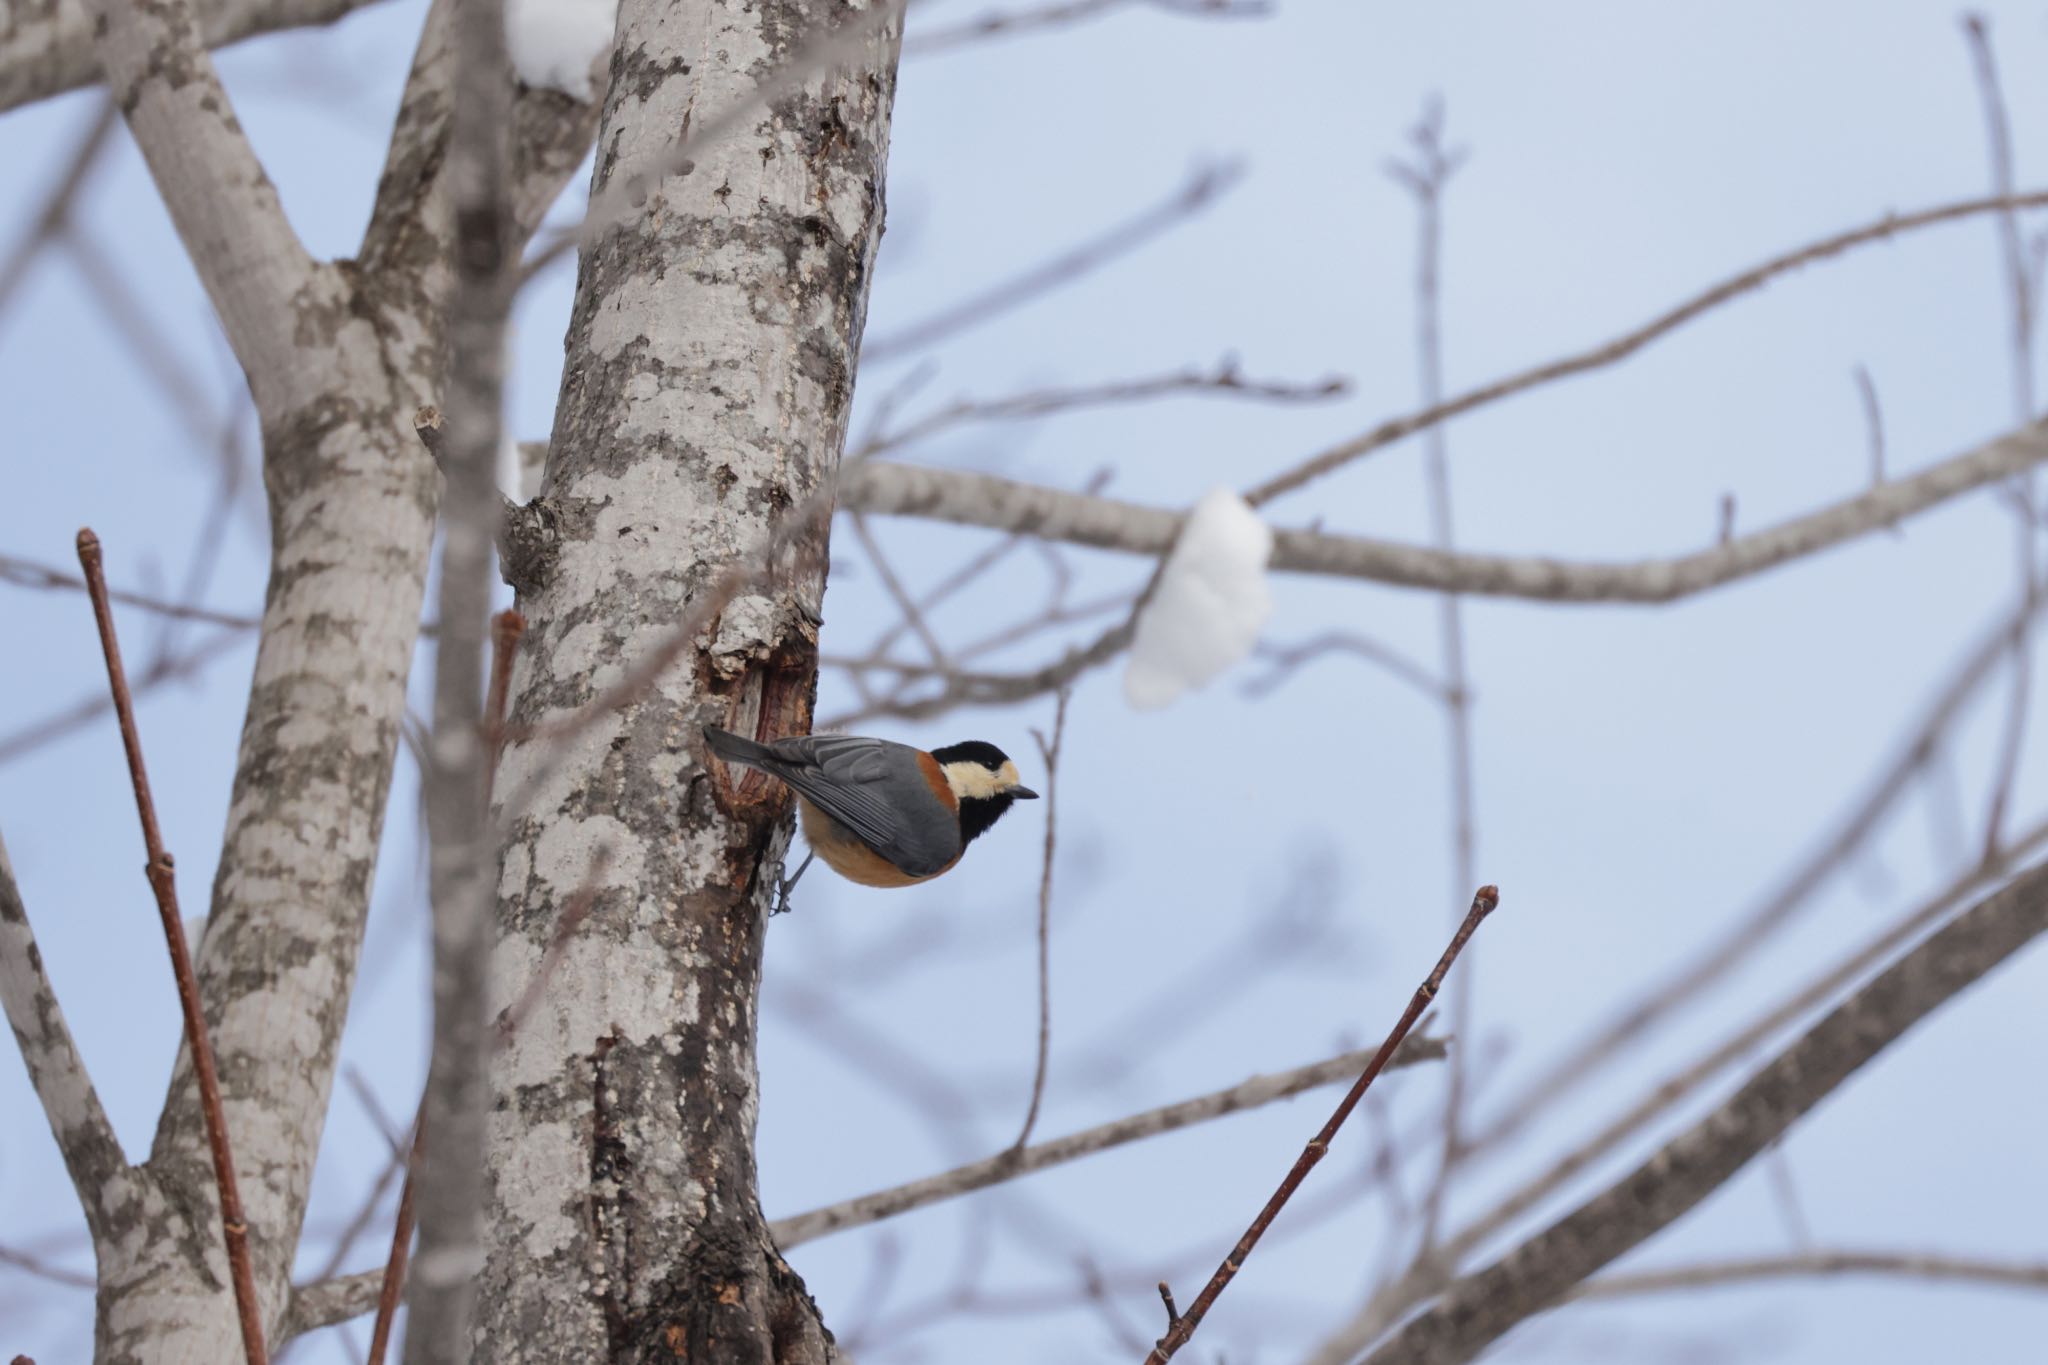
703;726;776;770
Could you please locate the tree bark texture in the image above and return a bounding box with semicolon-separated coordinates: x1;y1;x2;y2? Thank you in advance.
477;3;900;1362
0;0;388;115
67;0;599;1355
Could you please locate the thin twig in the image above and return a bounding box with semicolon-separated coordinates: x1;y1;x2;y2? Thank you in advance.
404;0;517;1348
1961;16;2040;866
768;1032;1446;1250
1011;687;1070;1151
1573;1250;2048;1300
1242;633;1446;703
0;1243;95;1290
848;361;1346;460
849;511;951;670
0;97;116;316
0;627;249;767
1390;96;1478;1256
1155;1281;1180;1331
904;0;1264;57
863;161;1245;362
0;552;259;628
363;1118;421;1365
343;1066;410;1156
76;528;266;1365
1245;187;2048;507
1854;365;1887;489
484;610;526;795
1143;886;1500;1362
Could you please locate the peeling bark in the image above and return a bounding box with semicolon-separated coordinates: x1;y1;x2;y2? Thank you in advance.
477;3;900;1359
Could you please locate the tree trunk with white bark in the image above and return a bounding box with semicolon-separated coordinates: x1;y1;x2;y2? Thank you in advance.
475;3;899;1360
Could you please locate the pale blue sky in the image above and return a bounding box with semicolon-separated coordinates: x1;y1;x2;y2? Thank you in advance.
4;2;2047;1361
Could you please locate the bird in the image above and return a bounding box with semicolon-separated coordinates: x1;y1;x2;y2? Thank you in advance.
703;727;1038;903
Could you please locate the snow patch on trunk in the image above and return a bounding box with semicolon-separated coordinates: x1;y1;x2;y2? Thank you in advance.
507;0;619;102
1124;488;1273;710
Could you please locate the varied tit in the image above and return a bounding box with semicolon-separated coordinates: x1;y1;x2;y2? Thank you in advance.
703;727;1038;896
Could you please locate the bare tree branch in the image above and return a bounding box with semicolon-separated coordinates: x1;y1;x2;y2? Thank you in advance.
283;1269;384;1341
83;0;323;406
0;98;116;315
0;1241;97;1291
1011;687;1070;1151
903;0;1265;57
1349;858;2048;1365
0;829;137;1246
1573;1250;2048;1300
862;161;1245;362
400;0;513;1353
0;0;390;114
767;1033;1446;1252
1439;812;2048;1286
1243;633;1446;703
0;628;248;767
845;418;2048;602
1;552;260;630
1245;189;2048;507
1460;587;2048;1168
1959;15;2040;866
1387;96;1478;1257
848;360;1347;460
1147;888;1496;1363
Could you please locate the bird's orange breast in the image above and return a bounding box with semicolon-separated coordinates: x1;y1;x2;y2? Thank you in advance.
798;798;959;887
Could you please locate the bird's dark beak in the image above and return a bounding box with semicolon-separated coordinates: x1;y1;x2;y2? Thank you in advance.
1010;786;1040;800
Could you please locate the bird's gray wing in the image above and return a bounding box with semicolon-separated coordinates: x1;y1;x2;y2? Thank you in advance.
759;735;962;877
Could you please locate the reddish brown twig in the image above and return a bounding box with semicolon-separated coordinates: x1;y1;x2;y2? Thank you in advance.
366;610;525;1364
1143;885;1500;1363
484;609;526;801
76;528;267;1365
364;1115;422;1365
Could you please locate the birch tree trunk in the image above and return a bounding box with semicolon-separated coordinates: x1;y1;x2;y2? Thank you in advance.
476;3;900;1359
45;0;597;1354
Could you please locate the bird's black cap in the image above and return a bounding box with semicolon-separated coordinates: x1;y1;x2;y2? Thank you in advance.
930;739;1013;770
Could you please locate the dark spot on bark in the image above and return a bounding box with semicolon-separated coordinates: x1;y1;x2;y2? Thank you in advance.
590;1028;631;1354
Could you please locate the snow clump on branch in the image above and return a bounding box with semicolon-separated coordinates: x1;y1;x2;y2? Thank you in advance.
1123;488;1274;710
506;0;619;102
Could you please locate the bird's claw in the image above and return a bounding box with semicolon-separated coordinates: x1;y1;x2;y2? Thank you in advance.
771;850;815;916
